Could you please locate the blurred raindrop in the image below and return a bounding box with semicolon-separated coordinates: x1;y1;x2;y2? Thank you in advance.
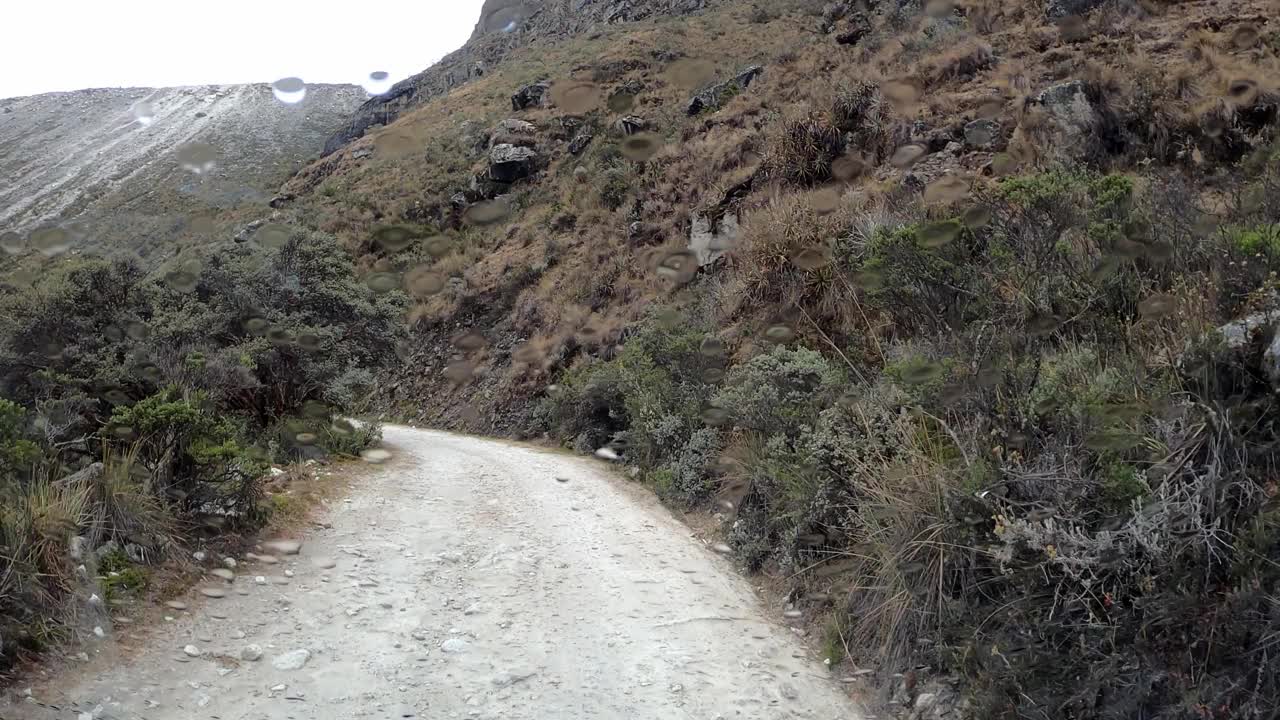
271;77;307;104
131;100;155;127
550;80;602;113
362;71;394;95
0;231;24;254
620;132;664;162
177;143;217;174
361;448;392;464
463;198;512;226
666;59;716;90
29;227;73;256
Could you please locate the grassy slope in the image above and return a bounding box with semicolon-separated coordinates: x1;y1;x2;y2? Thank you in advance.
275;0;1280;716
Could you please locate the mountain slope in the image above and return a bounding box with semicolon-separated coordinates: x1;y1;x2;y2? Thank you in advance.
0;84;364;261
320;0;715;157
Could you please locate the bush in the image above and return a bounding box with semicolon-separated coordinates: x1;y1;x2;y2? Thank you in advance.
764;114;846;186
0;229;403;672
714;346;844;438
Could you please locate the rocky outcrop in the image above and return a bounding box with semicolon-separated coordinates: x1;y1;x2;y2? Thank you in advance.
687;65;763;116
488;144;540;183
1217;304;1280;386
512;81;551;111
324;0;718;157
1031;80;1098;159
689;213;738;266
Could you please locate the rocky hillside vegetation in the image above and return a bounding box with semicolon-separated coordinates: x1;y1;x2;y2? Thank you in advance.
0;86;394;673
3;0;1280;716
271;0;1280;716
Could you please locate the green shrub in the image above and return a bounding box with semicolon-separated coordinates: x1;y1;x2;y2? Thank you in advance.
714;346;844;438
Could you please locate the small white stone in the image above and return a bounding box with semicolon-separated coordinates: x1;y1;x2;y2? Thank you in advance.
183;645;202;657
241;645;263;662
272;648;311;670
193;551;207;562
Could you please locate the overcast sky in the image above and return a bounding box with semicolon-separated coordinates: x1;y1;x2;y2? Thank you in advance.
0;0;486;99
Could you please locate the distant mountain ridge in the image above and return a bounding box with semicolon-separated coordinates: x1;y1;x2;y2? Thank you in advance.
0;83;364;258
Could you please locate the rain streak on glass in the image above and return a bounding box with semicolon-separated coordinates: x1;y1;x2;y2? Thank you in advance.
362;71;394;95
665;59;717;90
550;80;602;114
620;132;664;162
271;77;307;104
256;223;292;248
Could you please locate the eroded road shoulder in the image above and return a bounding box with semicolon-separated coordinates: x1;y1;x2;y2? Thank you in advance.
4;426;864;720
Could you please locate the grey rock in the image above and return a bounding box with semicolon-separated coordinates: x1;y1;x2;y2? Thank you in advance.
233;219;267;244
616;115;647;135
496;118;536;135
440;637;468;653
242;643;264;662
271;648;311;670
835;12;872;45
687;66;763;116
488;144;539;183
512;81;551;111
1045;0;1108;19
569;130;594;155
963;119;1001;148
1216;305;1280;385
58;462;102;489
689;213;738;266
183;645;202;657
1032;80;1098;158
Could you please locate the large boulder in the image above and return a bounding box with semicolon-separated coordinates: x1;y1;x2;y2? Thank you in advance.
488;144;539;183
58;462;103;488
687;66;763;116
689;213;738;266
1217;306;1280;386
1031;80;1099;159
512;81;551;111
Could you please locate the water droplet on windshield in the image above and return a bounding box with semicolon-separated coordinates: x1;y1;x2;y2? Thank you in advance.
271;77;307;104
131;100;155;126
361;448;392;464
362;71;394;95
177;143;217;174
30;227;73;256
0;232;24;254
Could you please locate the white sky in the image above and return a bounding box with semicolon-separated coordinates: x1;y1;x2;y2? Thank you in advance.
0;0;486;99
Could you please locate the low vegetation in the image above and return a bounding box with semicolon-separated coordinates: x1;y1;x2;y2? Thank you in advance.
0;229;402;673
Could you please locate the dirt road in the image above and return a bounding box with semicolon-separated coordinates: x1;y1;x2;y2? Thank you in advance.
4;426;864;720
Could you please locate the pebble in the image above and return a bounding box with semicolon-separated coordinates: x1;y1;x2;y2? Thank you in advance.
241;645;263;661
284;569;295;578
199;587;227;598
183;645;202;657
255;576;267;585
231;630;246;639
165;601;188;611
440;638;468;653
193;551;207;562
223;557;237;568
210;568;235;581
782;610;802;619
272;648;311;670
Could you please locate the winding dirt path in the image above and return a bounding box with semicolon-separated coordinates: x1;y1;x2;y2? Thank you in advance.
4;426;864;720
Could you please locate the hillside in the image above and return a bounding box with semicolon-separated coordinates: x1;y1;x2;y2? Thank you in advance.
3;0;1280;716
0;83;365;263
272;0;1280;716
